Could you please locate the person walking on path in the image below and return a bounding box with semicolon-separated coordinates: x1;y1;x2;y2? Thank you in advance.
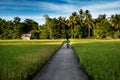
65;38;70;48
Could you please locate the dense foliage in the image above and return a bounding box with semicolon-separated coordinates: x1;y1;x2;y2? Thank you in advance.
73;40;120;80
0;9;120;39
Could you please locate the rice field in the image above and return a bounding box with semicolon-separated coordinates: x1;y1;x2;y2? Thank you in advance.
0;40;63;80
72;39;120;80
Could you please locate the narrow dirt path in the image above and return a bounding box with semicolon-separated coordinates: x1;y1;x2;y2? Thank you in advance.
32;43;88;80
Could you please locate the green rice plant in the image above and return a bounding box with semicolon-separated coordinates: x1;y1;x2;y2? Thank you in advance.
72;39;120;80
0;39;64;44
0;40;62;80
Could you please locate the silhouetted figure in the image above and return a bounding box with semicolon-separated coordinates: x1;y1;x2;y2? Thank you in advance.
65;38;70;48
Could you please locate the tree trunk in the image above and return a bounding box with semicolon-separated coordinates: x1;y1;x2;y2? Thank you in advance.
88;27;90;38
117;24;120;38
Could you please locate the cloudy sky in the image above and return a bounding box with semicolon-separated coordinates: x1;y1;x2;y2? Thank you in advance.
0;0;120;25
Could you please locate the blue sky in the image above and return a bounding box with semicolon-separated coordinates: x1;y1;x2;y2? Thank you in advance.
0;0;120;25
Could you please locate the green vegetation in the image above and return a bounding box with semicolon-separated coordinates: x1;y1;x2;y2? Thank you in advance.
0;9;120;39
72;39;120;80
0;40;62;80
0;39;64;44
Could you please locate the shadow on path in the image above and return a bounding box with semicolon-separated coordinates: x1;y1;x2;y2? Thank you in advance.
32;43;88;80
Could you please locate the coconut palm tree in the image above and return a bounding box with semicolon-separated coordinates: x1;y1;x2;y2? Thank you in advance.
69;12;78;38
79;9;84;24
110;14;120;38
85;10;94;38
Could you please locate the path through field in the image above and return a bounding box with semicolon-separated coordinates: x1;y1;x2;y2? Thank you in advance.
32;43;88;80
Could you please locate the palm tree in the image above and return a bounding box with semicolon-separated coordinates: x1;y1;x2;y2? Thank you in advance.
58;16;66;38
13;17;21;38
79;9;84;24
14;17;21;24
85;10;94;38
94;14;111;38
69;12;78;38
110;14;120;37
0;18;4;33
43;15;53;39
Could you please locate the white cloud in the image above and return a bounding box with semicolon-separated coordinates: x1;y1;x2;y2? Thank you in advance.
61;0;82;4
38;1;120;18
81;1;120;18
39;2;78;14
62;0;75;3
20;16;45;25
82;1;120;10
0;0;120;24
91;9;120;18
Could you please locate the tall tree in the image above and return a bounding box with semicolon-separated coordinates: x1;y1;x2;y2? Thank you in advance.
43;15;54;39
0;18;6;39
94;14;112;38
69;12;78;38
78;9;84;25
2;20;14;39
85;10;94;38
78;9;85;38
58;16;67;38
110;14;120;38
13;17;21;39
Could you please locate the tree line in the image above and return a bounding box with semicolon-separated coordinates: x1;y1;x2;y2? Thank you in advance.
0;9;120;39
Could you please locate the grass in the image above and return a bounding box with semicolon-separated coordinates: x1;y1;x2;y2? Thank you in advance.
72;39;120;80
0;39;64;45
0;40;63;80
